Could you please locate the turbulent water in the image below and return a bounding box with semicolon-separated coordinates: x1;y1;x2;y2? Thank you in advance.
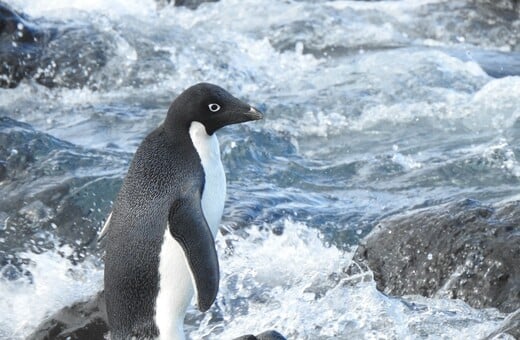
0;0;519;339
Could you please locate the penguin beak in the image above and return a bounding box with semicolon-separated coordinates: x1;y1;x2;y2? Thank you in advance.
206;105;263;135
223;105;263;126
244;106;263;121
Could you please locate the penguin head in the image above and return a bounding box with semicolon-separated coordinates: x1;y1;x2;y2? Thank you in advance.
166;82;263;135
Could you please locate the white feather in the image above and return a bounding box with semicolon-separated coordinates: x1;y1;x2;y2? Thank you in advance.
155;121;226;340
97;212;112;241
188;121;226;234
155;226;193;340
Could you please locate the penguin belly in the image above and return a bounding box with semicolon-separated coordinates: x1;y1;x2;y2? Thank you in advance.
155;229;194;340
154;121;226;339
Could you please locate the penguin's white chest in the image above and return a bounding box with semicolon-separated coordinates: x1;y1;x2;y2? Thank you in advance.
188;121;227;232
155;122;226;340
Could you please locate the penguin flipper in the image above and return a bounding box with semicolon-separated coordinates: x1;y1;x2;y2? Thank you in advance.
168;197;219;312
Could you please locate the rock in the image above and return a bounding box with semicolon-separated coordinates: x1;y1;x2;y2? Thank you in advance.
353;199;520;313
27;291;108;340
233;330;287;340
156;0;219;10
174;0;219;9
0;2;49;88
0;2;116;89
0;160;7;181
34;23;116;89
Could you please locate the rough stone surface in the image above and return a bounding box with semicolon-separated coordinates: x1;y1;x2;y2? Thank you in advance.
353;199;520;313
155;0;219;9
174;0;219;9
28;291;108;340
234;330;287;340
0;2;48;88
0;2;115;89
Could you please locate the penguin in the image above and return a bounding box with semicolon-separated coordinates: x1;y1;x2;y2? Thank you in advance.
102;83;263;340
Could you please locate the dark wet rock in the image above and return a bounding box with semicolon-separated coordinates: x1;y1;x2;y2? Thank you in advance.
353;199;520;313
34;22;116;89
483;308;520;340
233;330;287;340
0;117;127;266
0;2;116;89
28;291;108;340
0;2;49;88
156;0;219;10
0;160;6;181
174;0;219;9
175;0;220;9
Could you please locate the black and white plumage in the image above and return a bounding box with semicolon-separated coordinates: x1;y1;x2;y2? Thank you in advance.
102;83;263;340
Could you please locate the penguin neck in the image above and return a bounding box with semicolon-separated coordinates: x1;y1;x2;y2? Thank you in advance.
188;122;219;162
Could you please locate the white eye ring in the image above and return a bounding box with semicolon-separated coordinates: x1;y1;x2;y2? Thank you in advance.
208;103;221;112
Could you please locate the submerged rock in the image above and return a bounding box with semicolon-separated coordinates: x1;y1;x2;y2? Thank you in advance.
354;199;520;313
0;118;126;270
0;2;116;89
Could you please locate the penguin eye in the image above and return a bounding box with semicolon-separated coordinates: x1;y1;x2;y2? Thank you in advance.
208;103;221;112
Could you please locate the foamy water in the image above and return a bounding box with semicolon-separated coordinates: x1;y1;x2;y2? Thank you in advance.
0;246;103;339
